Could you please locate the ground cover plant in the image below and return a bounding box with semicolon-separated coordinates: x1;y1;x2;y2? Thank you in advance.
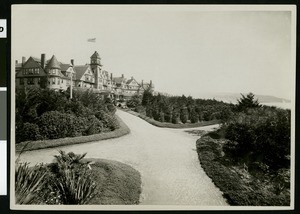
16;86;119;143
195;93;291;206
15;151;141;205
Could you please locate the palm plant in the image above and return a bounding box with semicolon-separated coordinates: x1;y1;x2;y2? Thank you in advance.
48;150;97;204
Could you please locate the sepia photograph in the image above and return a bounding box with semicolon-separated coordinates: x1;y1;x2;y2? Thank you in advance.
10;5;295;210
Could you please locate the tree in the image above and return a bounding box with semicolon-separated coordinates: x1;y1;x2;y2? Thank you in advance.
237;92;260;111
180;108;189;124
126;94;142;108
142;88;153;106
190;109;199;123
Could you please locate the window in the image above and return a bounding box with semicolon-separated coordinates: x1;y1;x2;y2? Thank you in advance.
58;78;60;84
27;78;34;85
35;69;39;74
52;78;55;84
20;78;24;85
37;78;40;84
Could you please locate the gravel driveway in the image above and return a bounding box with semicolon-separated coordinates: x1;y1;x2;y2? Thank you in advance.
17;110;228;206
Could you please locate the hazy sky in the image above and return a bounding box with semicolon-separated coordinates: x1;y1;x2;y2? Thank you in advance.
12;5;295;99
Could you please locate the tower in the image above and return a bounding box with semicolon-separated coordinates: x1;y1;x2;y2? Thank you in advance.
46;55;62;90
90;51;102;89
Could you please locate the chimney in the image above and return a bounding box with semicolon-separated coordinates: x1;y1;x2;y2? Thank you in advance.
22;57;26;66
122;74;124;78
141;80;144;86
110;73;113;80
150;80;152;86
71;59;74;66
131;76;133;80
41;54;46;69
15;60;18;65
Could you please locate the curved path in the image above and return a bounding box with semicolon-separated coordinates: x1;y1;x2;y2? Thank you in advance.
17;110;228;206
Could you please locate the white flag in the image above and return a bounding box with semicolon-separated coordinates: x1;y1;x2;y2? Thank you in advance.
87;38;96;42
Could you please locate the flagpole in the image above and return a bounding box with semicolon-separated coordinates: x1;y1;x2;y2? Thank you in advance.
70;71;73;99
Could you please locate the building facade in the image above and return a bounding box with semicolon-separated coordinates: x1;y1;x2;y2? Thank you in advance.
15;51;154;101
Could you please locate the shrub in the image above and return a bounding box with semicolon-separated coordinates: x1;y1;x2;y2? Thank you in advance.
37;111;93;139
134;105;146;114
65;100;94;117
127;95;142;108
17;122;43;143
106;103;116;114
84;115;104;135
95;110;120;131
223;108;291;170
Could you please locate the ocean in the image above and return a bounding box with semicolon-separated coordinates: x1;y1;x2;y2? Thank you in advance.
261;102;291;109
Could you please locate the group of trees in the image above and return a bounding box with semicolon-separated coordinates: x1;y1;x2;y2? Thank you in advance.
129;89;235;124
220;92;291;171
16;86;119;143
131;90;291;173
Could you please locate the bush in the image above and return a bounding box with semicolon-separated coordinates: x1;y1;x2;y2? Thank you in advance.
37;111;98;139
15;87;121;143
106;103;116;114
16;122;43;143
127;95;142;108
223;108;291;170
134;105;146;114
84;115;104;135
95;110;120;131
37;111;74;139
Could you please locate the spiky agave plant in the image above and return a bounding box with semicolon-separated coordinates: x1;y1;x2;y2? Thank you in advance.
47;150;97;204
15;163;47;204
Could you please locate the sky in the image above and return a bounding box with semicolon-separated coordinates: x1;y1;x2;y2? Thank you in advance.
12;5;295;100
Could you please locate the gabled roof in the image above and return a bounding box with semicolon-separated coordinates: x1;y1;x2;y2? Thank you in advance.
126;78;138;85
91;51;100;59
113;77;127;84
46;55;61;69
31;57;41;63
60;63;72;72
73;65;91;80
22;57;43;69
